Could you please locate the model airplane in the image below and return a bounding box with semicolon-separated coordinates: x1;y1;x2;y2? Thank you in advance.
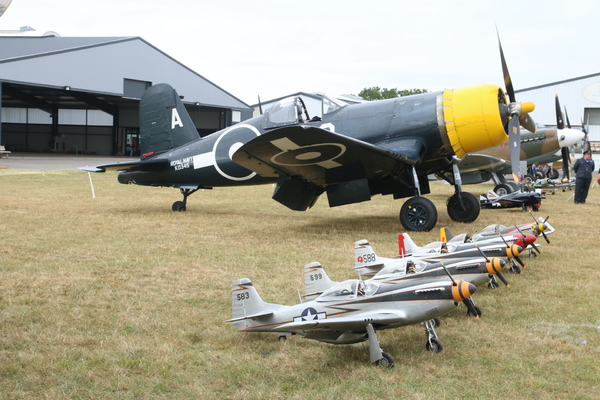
353;239;509;291
447;214;554;246
83;37;535;231
479;189;543;212
225;271;476;367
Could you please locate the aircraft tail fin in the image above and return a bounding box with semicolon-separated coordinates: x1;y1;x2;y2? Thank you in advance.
399;233;419;257
353;239;387;276
139;83;200;158
440;227;454;243
225;278;280;329
303;262;337;301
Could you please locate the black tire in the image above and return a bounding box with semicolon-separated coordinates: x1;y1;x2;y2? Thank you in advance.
172;201;186;212
493;184;513;196
375;352;394;368
426;338;443;353
547;168;559;179
400;197;438;232
446;192;480;223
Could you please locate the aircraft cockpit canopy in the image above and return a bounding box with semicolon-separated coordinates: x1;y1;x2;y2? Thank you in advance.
317;279;378;300
262;94;345;130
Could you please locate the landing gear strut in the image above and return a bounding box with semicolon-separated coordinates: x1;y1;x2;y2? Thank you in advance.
366;323;394;368
424;318;444;352
172;188;199;212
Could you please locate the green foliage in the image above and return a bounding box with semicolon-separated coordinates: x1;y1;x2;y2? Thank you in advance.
358;86;428;101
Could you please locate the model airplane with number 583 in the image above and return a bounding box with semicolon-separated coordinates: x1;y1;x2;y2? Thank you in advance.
83;36;535;231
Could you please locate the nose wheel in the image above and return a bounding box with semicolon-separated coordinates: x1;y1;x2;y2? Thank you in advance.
424;318;444;352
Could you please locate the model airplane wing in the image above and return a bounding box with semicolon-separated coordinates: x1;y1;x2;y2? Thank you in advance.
80;158;170;173
232;125;419;186
271;310;406;332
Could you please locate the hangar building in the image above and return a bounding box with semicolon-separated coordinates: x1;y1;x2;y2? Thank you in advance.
0;32;252;156
516;73;600;150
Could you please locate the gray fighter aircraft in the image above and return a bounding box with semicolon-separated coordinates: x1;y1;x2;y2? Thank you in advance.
225;272;476;367
83;37;535;231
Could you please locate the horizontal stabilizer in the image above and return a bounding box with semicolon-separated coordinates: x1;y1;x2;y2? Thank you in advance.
223;310;274;323
79;158;170;173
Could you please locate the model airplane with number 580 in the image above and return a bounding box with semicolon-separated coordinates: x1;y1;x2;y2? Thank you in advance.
83;37;535;231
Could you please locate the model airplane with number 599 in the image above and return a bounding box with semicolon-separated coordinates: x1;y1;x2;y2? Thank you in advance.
83;37;535;231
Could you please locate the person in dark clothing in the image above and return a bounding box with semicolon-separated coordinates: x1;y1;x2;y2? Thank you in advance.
573;150;595;204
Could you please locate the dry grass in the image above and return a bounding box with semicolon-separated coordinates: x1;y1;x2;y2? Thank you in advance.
0;170;599;399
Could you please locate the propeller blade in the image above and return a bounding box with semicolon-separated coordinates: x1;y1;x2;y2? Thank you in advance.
509;116;521;183
564;105;572;129
541;231;550;244
555;95;564;130
561;147;570;180
514;255;526;269
258;95;263;115
497;31;515;103
496;271;510;287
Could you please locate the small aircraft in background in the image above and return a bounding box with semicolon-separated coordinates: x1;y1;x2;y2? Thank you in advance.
225;270;476;367
479;189;543;212
83;36;535;232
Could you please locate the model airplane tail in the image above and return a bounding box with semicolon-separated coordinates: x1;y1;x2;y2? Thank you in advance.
439;227;454;243
353;239;402;276
398;233;420;257
225;278;283;330
139;83;200;158
303;262;337;301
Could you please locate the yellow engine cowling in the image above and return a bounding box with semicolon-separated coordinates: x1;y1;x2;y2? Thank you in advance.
442;84;520;158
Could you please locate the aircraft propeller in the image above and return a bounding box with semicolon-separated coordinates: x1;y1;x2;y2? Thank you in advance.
497;30;536;183
529;212;551;244
439;261;481;318
473;244;509;287
497;233;526;270
515;225;541;255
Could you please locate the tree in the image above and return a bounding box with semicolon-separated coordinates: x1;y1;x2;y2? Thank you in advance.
358;86;428;101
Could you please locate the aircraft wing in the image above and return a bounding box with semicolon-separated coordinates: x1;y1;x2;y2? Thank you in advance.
232;125;414;186
79;158;170;173
271;310;406;332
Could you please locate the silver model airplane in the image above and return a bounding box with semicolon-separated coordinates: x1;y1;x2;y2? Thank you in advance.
225;270;476;367
352;240;508;291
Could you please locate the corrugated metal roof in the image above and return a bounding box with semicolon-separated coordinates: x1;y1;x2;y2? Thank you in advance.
0;36;136;63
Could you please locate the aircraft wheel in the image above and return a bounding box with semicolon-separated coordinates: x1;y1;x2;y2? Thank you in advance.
375;352;394;368
172;201;186;212
510;264;521;274
547;168;559;179
433;318;441;327
446;192;480;223
400;197;438;232
493;184;513;196
426;338;443;353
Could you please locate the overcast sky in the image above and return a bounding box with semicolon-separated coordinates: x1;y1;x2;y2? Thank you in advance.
1;0;599;105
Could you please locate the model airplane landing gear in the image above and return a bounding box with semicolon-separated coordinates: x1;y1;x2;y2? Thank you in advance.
446;192;480;223
366;323;394;368
424;319;443;352
399;197;438;232
172;188;199;212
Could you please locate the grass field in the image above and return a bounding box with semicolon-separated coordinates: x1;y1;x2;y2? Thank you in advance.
1;170;599;399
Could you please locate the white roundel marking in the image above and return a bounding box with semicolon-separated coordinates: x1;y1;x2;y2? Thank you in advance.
213;124;261;181
296;151;321;160
229;142;244;160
